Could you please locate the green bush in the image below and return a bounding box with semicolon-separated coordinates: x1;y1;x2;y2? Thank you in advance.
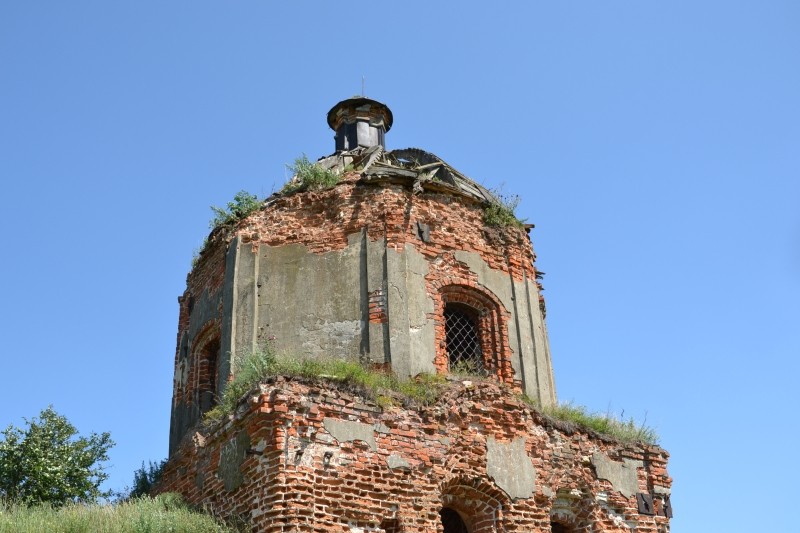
209;191;261;230
122;460;166;500
0;493;239;533
281;154;339;194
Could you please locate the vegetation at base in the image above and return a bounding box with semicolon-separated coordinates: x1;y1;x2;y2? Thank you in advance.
204;346;447;424
204;347;657;445
209;190;262;230
523;398;659;445
483;187;525;228
0;406;114;506
448;359;488;378
0;493;239;533
281;154;340;194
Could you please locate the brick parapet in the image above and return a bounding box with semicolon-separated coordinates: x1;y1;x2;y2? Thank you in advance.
230;179;537;283
158;378;670;532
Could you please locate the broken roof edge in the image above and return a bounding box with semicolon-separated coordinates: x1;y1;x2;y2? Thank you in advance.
306;146;502;205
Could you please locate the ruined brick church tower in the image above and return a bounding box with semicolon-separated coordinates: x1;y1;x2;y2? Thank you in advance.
158;98;672;532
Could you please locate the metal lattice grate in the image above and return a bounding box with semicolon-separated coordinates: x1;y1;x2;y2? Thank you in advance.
444;305;484;375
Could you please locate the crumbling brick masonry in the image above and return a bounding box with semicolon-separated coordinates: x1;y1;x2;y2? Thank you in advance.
159;378;671;532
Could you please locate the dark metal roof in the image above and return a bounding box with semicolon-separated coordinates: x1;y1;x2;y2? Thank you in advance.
326;97;394;132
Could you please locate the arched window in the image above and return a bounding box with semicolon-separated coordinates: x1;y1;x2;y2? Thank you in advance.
444;303;484;375
193;326;221;414
435;284;512;382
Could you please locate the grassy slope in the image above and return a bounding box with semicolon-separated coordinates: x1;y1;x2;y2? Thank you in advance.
0;493;237;533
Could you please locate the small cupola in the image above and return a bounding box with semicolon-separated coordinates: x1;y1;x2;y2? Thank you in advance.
327;97;393;152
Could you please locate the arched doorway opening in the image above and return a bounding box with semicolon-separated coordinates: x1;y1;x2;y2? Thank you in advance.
440;507;469;533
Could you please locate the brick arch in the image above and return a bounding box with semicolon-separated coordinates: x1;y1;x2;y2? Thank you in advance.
433;284;514;383
439;476;509;533
549;486;595;532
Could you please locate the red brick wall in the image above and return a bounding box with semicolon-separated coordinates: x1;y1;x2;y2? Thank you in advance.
173;176;546;426
158;378;670;532
235;177;537;282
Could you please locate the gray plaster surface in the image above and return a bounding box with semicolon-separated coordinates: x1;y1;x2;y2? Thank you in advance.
218;431;251;492
591;453;644;499
219;236;238;395
323;418;377;451
653;484;671;495
386;245;412;376
232;241;258;360
523;274;556;406
486;436;536;500
254;243;364;359
386;454;411;470
453;251;514;311
187;288;221;340
365;235;388;364
392;244;435;377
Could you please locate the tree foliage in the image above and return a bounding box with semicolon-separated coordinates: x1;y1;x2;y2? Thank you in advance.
0;406;114;506
126;459;166;499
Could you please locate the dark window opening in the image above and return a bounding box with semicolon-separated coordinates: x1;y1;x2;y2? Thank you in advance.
380;518;400;533
551;523;571;533
444;304;484;375
199;336;220;413
440;508;469;533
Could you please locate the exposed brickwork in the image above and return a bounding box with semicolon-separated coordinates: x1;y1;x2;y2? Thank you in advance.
173;176;543;427
173;236;228;413
368;288;388;324
158;378;670;532
164;162;670;531
234;178;536;283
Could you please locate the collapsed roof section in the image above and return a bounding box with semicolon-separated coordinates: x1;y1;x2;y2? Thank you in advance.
280;145;500;206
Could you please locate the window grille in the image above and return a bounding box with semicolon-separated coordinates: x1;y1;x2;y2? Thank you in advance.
444;304;485;375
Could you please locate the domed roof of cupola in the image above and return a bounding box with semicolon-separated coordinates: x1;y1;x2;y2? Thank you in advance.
321;97;497;205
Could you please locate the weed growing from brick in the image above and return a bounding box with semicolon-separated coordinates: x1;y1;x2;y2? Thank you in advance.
281;154;340;194
204;348;658;445
203;347;448;424
483;187;526;228
521;396;659;445
209;191;262;230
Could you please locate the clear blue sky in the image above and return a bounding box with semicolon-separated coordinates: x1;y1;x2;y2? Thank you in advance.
1;2;798;530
